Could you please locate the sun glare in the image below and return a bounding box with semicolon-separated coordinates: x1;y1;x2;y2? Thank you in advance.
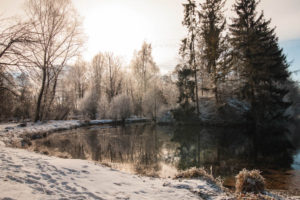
83;2;153;63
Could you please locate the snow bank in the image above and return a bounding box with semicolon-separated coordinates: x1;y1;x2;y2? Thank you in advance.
0;119;151;146
0;120;82;146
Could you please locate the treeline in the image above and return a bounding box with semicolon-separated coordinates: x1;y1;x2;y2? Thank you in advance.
0;0;178;122
0;0;299;125
173;0;300;127
61;45;177;121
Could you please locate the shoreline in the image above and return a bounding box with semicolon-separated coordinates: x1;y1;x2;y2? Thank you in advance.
0;119;150;147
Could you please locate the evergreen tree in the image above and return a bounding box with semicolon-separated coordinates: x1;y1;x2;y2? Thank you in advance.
230;0;290;126
200;0;228;103
173;64;197;121
180;0;200;116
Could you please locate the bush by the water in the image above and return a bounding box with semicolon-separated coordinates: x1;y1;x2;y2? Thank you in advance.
235;169;265;194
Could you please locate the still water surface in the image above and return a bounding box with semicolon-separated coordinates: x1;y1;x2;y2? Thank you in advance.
28;123;300;195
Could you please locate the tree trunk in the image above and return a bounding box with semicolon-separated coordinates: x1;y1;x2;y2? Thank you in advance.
191;31;200;117
45;73;59;119
35;68;46;122
194;69;200;116
214;77;219;103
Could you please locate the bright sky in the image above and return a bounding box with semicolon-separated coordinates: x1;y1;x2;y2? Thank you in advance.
1;0;300;79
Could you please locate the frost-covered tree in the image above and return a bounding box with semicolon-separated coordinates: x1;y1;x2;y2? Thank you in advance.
69;59;88;108
103;53;123;102
130;41;159;115
131;41;159;93
91;53;105;97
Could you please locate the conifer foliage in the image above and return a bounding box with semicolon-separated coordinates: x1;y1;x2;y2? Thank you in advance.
177;0;200;117
229;0;290;125
174;0;291;125
200;0;228;103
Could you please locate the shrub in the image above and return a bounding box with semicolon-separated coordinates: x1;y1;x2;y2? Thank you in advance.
109;93;133;121
78;91;99;119
235;169;265;194
97;95;109;119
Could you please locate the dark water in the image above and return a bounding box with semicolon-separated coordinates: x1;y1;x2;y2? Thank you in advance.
28;124;300;195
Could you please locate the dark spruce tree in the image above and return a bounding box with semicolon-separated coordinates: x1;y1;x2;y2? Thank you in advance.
199;0;228;103
181;0;200;116
230;0;290;129
173;64;197;121
173;0;201;121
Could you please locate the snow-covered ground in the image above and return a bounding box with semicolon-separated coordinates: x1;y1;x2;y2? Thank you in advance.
0;142;231;200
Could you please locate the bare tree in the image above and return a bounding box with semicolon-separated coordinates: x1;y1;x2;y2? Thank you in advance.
0;19;32;97
103;53;123;102
91;53;105;97
131;41;159;93
23;0;82;122
0;18;34;120
67;59;88;109
130;42;159;116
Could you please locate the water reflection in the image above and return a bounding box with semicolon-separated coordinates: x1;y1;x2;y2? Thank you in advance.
172;126;295;174
29;123;300;194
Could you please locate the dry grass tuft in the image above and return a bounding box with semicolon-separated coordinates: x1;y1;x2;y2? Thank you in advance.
175;167;223;187
175;167;212;179
235;169;265;194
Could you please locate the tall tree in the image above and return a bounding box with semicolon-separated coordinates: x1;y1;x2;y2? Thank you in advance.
70;59;88;108
131;41;159;93
104;53;123;102
200;0;228;103
131;41;159;115
180;0;200;116
230;0;290;126
24;0;82;122
91;53;105;97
